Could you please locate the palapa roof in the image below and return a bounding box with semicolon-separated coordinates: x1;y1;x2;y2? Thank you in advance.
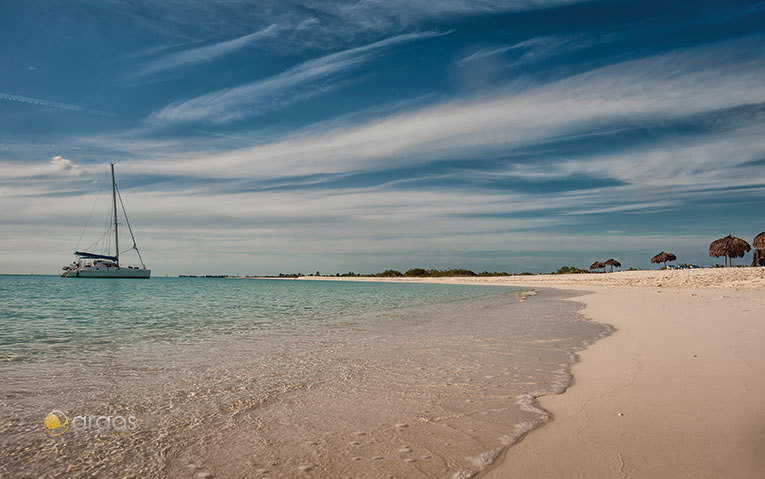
753;231;765;249
650;251;676;263
604;259;621;267
589;261;606;270
708;234;751;258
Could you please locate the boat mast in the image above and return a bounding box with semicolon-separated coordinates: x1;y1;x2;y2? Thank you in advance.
111;163;119;265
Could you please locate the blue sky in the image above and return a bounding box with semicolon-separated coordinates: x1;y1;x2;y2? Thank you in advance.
1;0;764;275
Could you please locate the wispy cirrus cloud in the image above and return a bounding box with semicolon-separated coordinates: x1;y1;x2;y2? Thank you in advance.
2;161;754;274
87;0;584;48
136;36;765;182
6;1;765;275
148;30;450;124
276;0;585;40
502;126;765;190
0;92;115;117
457;34;608;68
134;24;283;77
0;156;82;180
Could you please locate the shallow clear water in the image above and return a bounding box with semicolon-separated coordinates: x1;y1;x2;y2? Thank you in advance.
0;275;511;363
0;276;609;478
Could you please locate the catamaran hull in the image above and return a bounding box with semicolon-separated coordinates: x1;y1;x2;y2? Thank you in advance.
61;268;151;278
61;164;150;278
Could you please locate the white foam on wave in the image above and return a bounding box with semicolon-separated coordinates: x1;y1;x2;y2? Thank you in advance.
499;421;537;446
458;363;575;477
516;289;538;301
469;447;504;468
451;292;605;479
452;467;477;479
453;446;505;479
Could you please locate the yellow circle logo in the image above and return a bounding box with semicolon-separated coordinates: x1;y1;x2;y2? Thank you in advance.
44;410;69;437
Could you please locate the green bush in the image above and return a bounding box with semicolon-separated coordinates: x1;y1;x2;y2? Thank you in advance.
404;268;429;277
553;266;589;274
375;269;403;277
401;268;478;277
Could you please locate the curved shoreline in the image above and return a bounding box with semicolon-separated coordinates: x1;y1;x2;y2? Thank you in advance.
294;279;618;478
300;268;765;478
4;270;761;477
0;281;605;478
490;285;765;478
473;290;616;478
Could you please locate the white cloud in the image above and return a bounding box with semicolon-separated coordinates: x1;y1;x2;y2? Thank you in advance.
498;124;765;190
149;31;450;124
0;156;82;179
282;0;584;35
2;156;761;274
457;34;598;67
134;37;765;183
4;26;764;274
135;24;283;77
49;156;81;173
0;92;114;117
0;178;740;274
94;0;583;48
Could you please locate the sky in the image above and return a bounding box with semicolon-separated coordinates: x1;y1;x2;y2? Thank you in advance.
1;0;764;275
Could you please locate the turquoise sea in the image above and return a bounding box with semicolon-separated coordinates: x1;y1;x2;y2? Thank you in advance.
0;275;511;363
0;275;610;478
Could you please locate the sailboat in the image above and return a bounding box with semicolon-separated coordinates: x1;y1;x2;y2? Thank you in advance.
61;163;151;278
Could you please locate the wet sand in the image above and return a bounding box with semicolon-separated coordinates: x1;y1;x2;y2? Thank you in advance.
308;268;765;477
6;268;762;478
486;286;765;479
0;288;607;478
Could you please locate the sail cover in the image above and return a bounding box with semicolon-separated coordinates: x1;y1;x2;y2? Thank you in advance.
75;251;118;261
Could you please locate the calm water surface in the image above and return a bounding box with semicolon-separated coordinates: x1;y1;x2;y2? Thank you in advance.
0;275;610;478
0;275;511;362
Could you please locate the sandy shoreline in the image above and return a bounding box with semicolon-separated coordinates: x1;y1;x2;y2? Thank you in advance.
485;285;765;478
301;268;765;477
297;267;765;290
0;280;606;478
4;270;763;477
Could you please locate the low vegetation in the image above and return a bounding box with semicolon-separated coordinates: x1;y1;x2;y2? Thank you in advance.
552;266;590;274
375;269;403;277
277;273;302;278
403;268;478;277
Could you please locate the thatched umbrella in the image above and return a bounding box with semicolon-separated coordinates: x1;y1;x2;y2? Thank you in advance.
650;251;676;269
589;261;606;272
604;259;621;272
754;231;765;249
751;231;764;267
709;234;750;267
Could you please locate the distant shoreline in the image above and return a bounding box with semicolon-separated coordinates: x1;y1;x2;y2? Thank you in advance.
293;267;765;290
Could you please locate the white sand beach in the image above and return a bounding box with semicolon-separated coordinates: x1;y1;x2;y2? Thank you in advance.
4;269;763;478
304;268;765;477
303;267;765;290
